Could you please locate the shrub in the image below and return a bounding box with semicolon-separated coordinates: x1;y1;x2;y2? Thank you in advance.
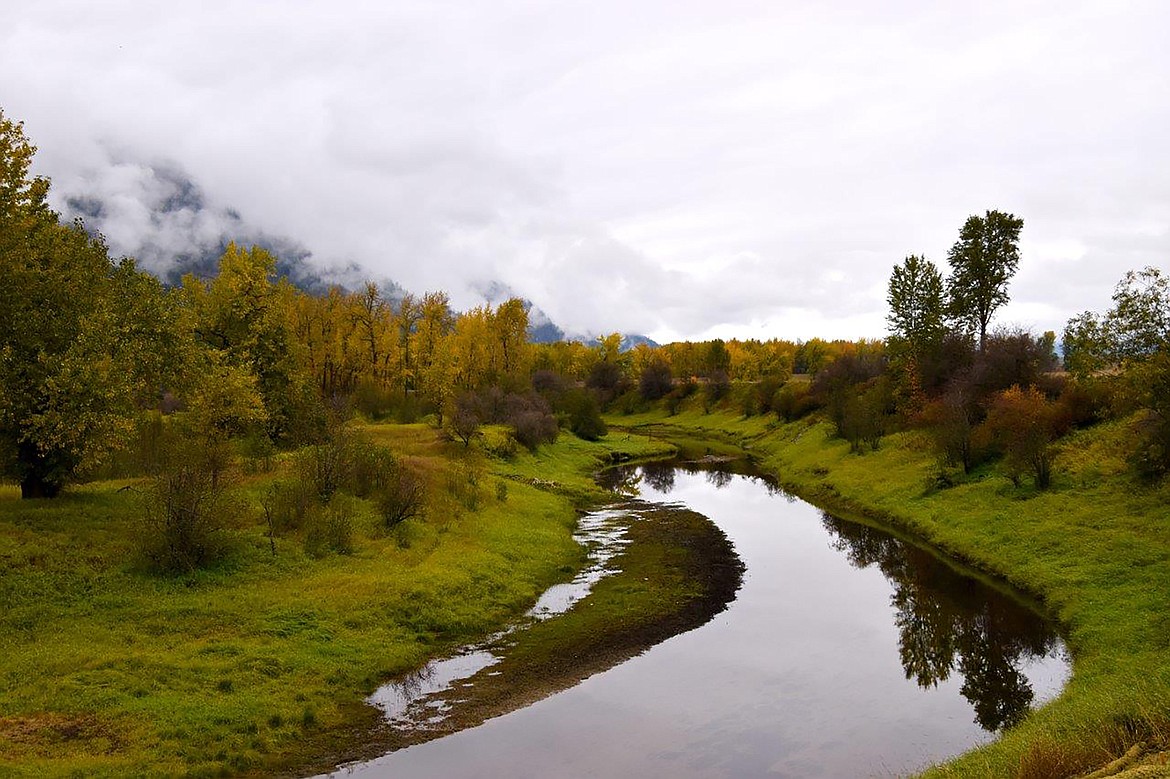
351;377;396;420
532;369;568;397
586;360;629;407
639;358;673;401
139;435;237;574
303;495;357;557
377;464;426;528
972;328;1060;397
295;422;393;500
564;389;607;440
703;370;731;412
985;385;1061;489
505;392;559;450
838;384;890;453
483;428;518;459
755;374;786;414
740;388;760;418
264;479;315;533
1055;376;1115;429
1127;351;1170;481
921;383;990;475
773;382;819;422
448;392;481;447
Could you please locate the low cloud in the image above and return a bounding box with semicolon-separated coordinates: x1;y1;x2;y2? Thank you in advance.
3;1;1167;341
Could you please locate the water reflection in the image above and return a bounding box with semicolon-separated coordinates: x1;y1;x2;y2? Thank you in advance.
607;460;1064;734
640;461;676;494
327;463;1069;779
822;512;1063;731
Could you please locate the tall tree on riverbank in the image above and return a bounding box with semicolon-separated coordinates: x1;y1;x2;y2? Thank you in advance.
945;210;1023;351
887;254;945;362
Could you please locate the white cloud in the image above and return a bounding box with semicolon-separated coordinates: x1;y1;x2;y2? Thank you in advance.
2;0;1167;341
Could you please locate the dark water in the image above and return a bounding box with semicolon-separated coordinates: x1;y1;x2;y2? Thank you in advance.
322;463;1069;778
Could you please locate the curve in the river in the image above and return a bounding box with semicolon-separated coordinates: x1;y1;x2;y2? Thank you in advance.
316;460;1069;779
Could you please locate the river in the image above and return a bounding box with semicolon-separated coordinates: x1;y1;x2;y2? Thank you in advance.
319;461;1069;778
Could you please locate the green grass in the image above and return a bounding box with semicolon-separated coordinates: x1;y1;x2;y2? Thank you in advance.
0;424;670;777
13;400;1166;777
611;401;1170;777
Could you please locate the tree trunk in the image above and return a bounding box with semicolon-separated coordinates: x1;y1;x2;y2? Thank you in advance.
20;473;61;499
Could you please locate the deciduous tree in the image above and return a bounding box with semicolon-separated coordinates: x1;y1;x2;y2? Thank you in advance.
946;210;1024;351
887;254;945;361
0;111;175;497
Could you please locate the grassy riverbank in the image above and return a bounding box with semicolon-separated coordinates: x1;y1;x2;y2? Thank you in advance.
614;405;1170;778
0;425;674;777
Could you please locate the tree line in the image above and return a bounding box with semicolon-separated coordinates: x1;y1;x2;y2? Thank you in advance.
5;104;1167;520
0;105;874;503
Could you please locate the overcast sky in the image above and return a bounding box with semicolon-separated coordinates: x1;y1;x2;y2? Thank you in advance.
3;1;1167;342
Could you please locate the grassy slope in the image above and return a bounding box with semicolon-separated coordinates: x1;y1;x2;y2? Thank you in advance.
614;404;1170;778
0;425;671;778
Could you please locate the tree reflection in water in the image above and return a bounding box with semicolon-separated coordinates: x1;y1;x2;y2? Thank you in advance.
640;462;676;494
705;469;734;489
596;465;642;495
820;512;1061;731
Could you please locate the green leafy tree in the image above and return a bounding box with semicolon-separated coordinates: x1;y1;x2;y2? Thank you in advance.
0;111;177;497
703;339;732;377
945;210;1024;351
184;243;317;444
1104;266;1169;361
887;254;945;360
1061;311;1107;377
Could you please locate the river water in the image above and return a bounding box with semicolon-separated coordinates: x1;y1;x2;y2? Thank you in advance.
321;462;1069;778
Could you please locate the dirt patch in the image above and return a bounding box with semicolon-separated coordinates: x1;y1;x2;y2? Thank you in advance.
0;712;125;758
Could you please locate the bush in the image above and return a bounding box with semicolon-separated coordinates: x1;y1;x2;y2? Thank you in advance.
303;495;357;557
448;393;481;447
441;461;481;512
482;427;519;459
295;422;394;500
586;360;629;407
971;328;1059;397
985;385;1061;489
139;435;237;574
740;388;760;417
755;374;786;414
264;479;315;533
532;369;568;400
376;463;426;529
564;389;607;440
703;370;731;412
920;381;994;475
773;382;819;421
1128;352;1170;482
351;377;397;420
838;383;890;453
639;359;673;401
505;392;559;450
1054;376;1115;429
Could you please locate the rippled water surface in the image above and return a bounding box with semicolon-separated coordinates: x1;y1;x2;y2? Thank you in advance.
323;463;1069;778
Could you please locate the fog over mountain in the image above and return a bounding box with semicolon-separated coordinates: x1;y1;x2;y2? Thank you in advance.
5;2;1168;342
58;160;650;344
57;159;378;294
